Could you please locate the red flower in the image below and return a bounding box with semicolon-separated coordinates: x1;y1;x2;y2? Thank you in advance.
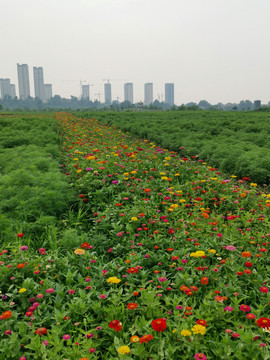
127;267;138;274
151;318;167;332
17;233;24;237
127;303;138;310
196;319;208;327
109;320;122;332
201;277;209;285
256;317;270;329
35;327;47;335
139;334;154;343
81;242;91;249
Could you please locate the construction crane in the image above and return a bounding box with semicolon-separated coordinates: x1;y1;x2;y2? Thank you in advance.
95;93;101;102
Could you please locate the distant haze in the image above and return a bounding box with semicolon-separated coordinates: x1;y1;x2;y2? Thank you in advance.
2;0;270;104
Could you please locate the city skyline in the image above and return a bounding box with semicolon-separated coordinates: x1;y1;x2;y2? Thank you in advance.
1;0;270;104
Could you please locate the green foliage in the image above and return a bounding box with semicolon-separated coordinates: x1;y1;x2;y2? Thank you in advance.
0;113;73;245
77;111;270;184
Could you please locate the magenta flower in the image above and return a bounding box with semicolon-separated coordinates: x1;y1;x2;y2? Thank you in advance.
224;306;234;312
100;294;106;299
194;353;207;360
246;313;256;319
176;305;183;310
43;340;49;346
63;334;70;340
89;348;96;353
239;304;251;312
158;277;167;282
46;288;54;294
20;246;28;251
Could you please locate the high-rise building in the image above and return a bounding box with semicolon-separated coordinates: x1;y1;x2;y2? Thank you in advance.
124;83;133;103
104;83;111;105
17;63;30;99
81;84;90;100
10;84;16;98
33;67;45;101
44;84;52;102
165;83;174;105
0;78;11;98
144;83;153;105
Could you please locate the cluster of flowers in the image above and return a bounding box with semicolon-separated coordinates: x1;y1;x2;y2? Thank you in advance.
0;113;269;359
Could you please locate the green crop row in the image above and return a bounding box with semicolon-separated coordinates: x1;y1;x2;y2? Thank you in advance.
76;110;270;185
0;114;73;245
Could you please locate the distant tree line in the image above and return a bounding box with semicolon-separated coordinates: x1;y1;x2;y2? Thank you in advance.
0;95;270;112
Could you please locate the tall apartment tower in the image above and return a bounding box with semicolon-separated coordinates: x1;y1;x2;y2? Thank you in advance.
104;82;111;105
33;67;45;101
165;83;174;105
17;63;30;99
44;84;52;102
124;83;133;103
0;78;11;98
81;84;90;100
144;83;153;105
10;84;16;98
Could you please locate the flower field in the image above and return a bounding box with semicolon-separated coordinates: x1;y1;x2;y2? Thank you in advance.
0;112;269;360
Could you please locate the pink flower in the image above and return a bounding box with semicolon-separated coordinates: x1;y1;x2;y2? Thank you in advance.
100;294;106;299
63;334;70;340
239;304;251;312
224;306;234;312
36;294;44;299
20;246;28;251
232;333;240;338
158;277;167;282
43;340;49;346
225;329;233;333
246;313;256;320
176;305;183;310
46;288;54;294
68;289;75;294
89;348;96;353
194;353;207;360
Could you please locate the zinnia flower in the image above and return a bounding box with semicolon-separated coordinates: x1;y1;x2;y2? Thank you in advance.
256;317;270;329
151;318;167;332
74;248;85;255
181;329;191;336
118;346;130;355
109;319;122;332
127;303;138;310
107;277;121;284
194;353;207;360
191;324;206;335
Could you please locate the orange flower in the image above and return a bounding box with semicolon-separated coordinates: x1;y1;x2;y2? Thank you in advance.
17;263;25;268
144;188;151;193
130;335;140;343
2;311;12;319
241;251;252;258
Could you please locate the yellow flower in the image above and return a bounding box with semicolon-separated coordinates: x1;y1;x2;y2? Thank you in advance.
170;204;179;209
191;324;206;335
181;329;191;336
131;217;138;221
190;251;205;258
19;288;27;293
74;249;85;255
86;156;95;160
179;199;186;203
107;277;121;284
208;249;216;254
165;157;171;161
118;346;130;355
231;175;237;178
250;183;257;187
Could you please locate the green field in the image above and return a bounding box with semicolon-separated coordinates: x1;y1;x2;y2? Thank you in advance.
0;112;269;360
76;110;270;185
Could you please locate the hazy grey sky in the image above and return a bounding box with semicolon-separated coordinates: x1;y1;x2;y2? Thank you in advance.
1;0;270;104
